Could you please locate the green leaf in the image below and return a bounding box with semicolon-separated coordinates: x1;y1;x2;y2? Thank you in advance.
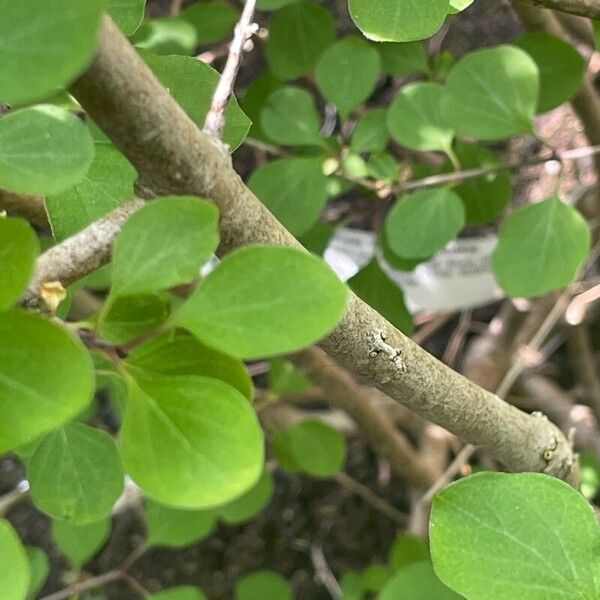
28;423;124;524
25;546;49;598
111;196;219;297
0;311;94;453
108;0;147;35
0;105;94;195
367;152;399;183
133;17;198;55
265;2;336;80
236;571;292;600
120;372;264;508
492;197;590;297
515;32;586;113
0;0;105;105
258;0;299;8
380;561;461;599
248;157;329;236
260;87;322;146
351;109;390;153
219;470;274;524
51;518;111;567
340;571;365;600
272;420;346;477
441;45;539;140
239;70;284;140
126;329;253;401
387;82;453;152
145;498;217;547
46;143;137;240
299;222;335;256
348;0;449;42
449;0;474;11
446;141;511;224
181;0;238;44
430;472;600;599
98;293;169;344
173;245;348;359
580;452;600;501
349;259;413;334
388;535;430;570
149;587;207;600
384;187;465;259
377;42;429;76
142;53;250;149
315;36;381;118
269;358;310;395
0;218;38;310
361;563;393;592
0;519;30;600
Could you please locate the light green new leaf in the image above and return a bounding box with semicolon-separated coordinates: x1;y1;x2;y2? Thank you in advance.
385;187;465;259
387;82;454;152
149;587;207;600
111;196;219;297
0;311;94;453
492;197;590;297
219;471;274;524
315;36;381;118
0;519;30;600
133;17;198;55
269;358;310;395
0;218;38;310
145;498;217;547
173;245;348;359
99;293;168;344
248;157;329;236
25;546;50;598
142;53;251;149
236;571;292;600
448;0;474;12
441;45;539;140
181;0;237;44
515;32;586;113
348;0;449;42
265;2;336;80
46;143;137;240
108;0;147;35
273;420;346;477
120;373;264;508
0;0;105;105
126;330;253;400
0;105;94;195
430;472;600;599
351;109;390;153
260;87;322;146
349;259;413;334
447;141;511;224
380;561;461;599
28;423;124;524
377;42;429;76
388;535;430;570
51;518;111;567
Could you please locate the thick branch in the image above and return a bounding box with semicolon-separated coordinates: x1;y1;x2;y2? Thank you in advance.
63;16;575;478
521;0;600;18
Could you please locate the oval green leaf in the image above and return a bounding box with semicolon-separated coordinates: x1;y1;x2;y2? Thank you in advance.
430;472;600;599
0;218;38;310
0;0;104;105
51;518;111;567
348;0;449;42
109;0;147;36
236;571;292;600
0;311;94;453
441;45;539;140
384;187;465;259
492;196;590;297
173;245;348;359
219;470;274;524
0;105;94;195
380;561;461;600
0;519;30;600
111;196;219;297
149;587;207;600
28;423;124;524
120;373;264;508
248;157;329;236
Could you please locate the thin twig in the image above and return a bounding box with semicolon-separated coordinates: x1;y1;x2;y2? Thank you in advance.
38;570;123;600
334;471;407;525
203;0;258;139
0;481;29;516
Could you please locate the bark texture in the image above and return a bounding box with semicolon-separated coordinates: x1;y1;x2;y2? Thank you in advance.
59;17;575;478
524;0;600;17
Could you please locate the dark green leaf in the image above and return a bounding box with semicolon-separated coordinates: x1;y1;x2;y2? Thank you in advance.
109;0;147;35
51;518;111;567
380;561;461;599
182;1;238;44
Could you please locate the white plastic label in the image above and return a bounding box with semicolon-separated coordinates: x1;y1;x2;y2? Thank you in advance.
325;227;505;313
